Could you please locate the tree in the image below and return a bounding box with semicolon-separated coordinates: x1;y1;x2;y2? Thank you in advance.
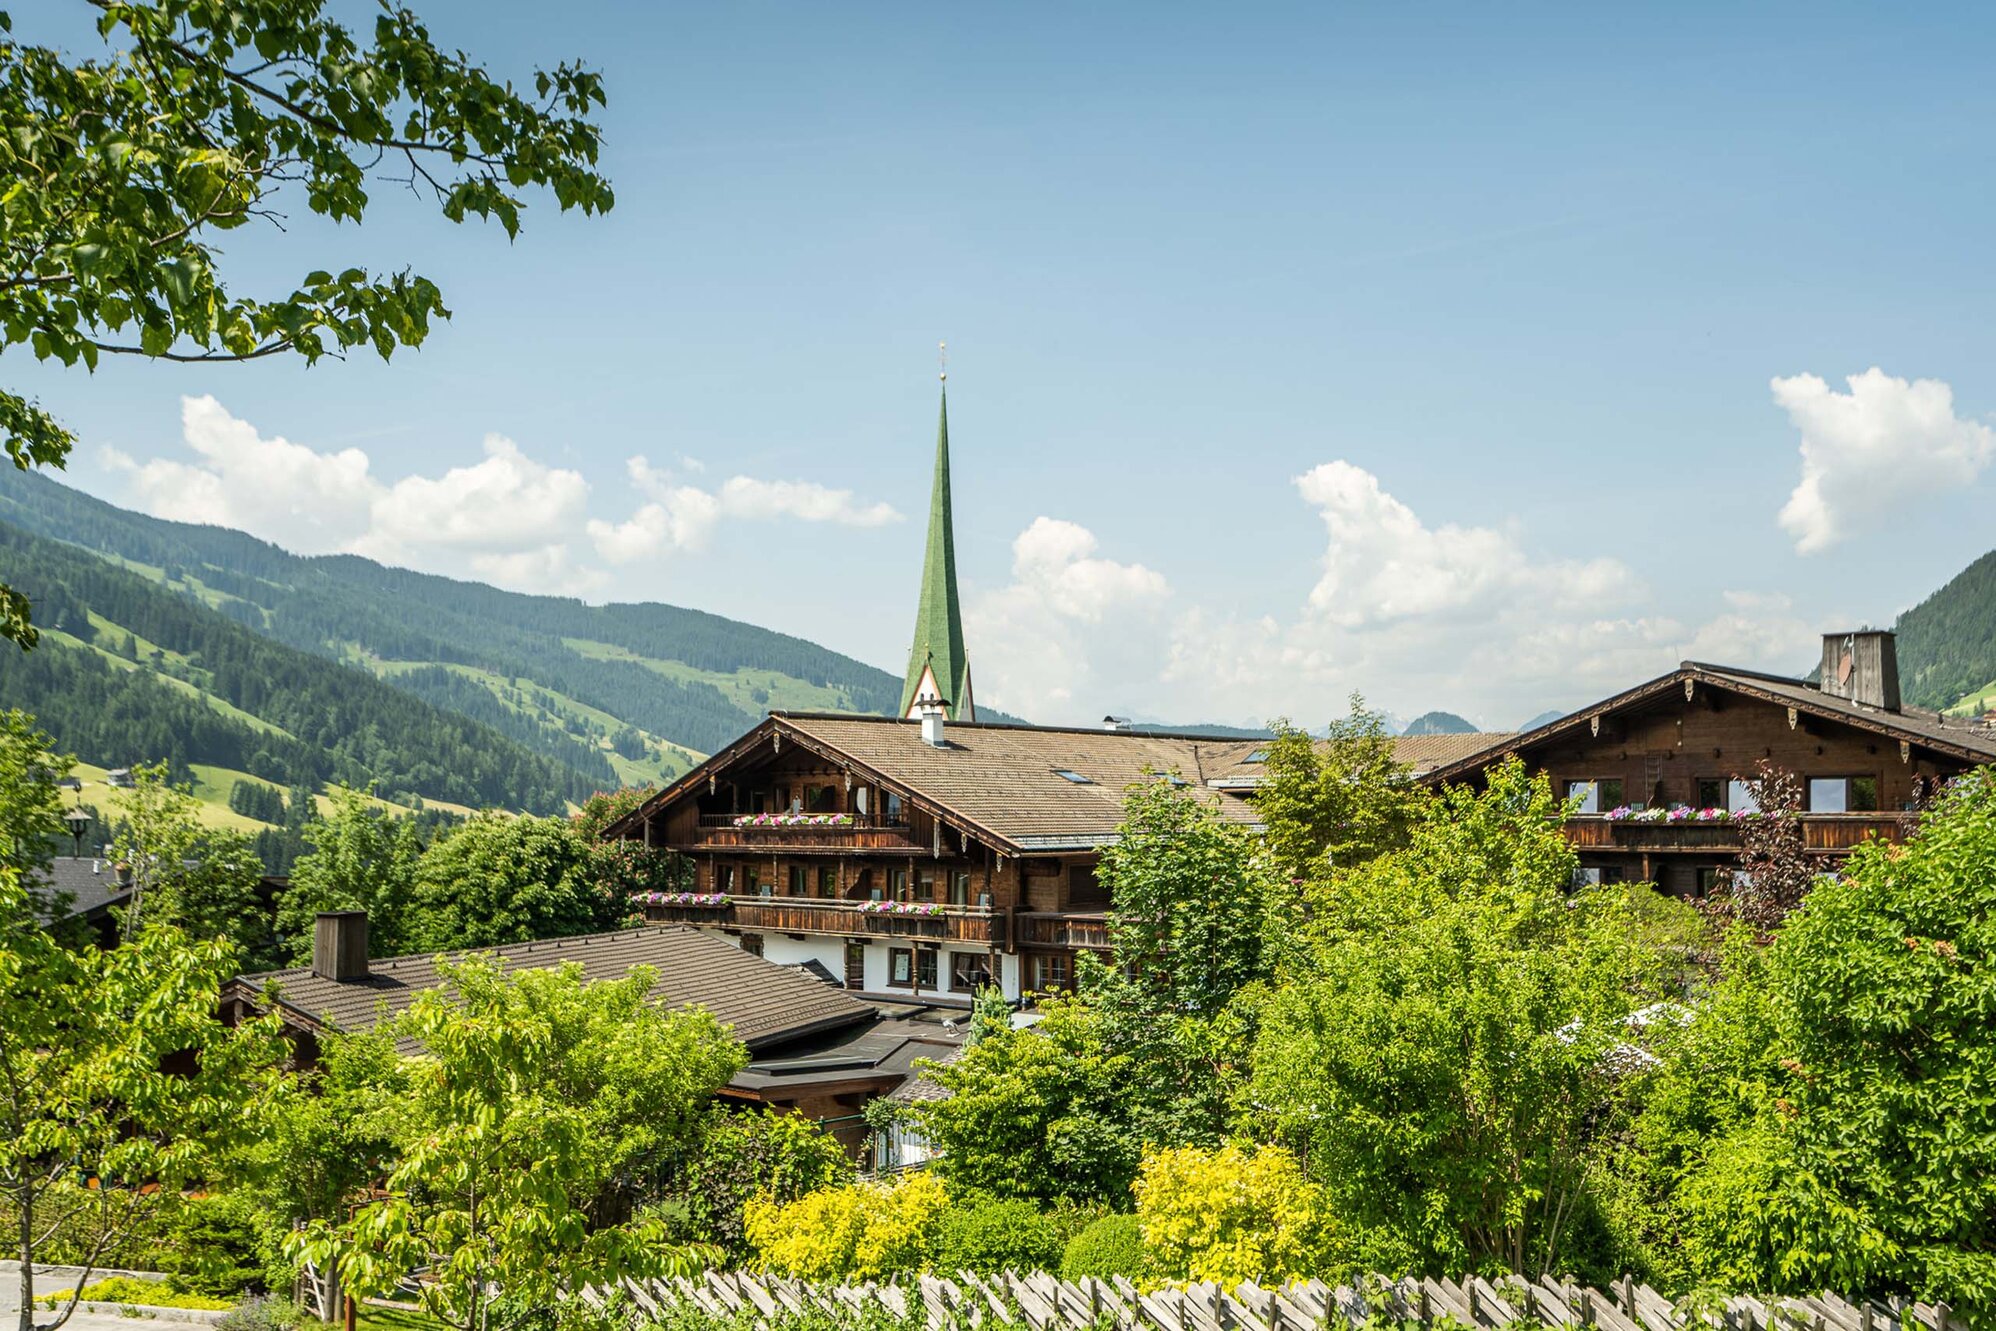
1711;760;1817;938
404;813;611;951
0;870;289;1331
0;710;64;917
276;784;422;960
676;1109;854;1260
294;957;743;1331
1662;769;1996;1316
1252;759;1701;1278
1255;701;1430;884
1096;773;1269;1020
1;0;612;647
109;761;269;963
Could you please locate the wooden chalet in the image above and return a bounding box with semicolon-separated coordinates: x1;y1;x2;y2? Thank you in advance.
1424;631;1996;895
598;714;1509;1000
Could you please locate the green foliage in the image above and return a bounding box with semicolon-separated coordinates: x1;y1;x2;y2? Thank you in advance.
227;780;287;824
918;993;1145;1205
1255;700;1428;882
39;1277;234;1311
1060;1213;1148;1283
1253;759;1701;1279
293;956;743;1331
1097;773;1268;1019
1894;548;1996;708
0;867;290;1326
1660;770;1996;1315
0;708;64;915
151;1192;267;1297
744;1172;950;1282
109;760;270;962
676;1109;854;1259
0;0;612;646
404;813;616;951
934;1195;1065;1275
1134;1144;1342;1287
277;785;423;959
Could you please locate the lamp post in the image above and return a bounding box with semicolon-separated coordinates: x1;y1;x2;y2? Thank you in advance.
64;806;90;858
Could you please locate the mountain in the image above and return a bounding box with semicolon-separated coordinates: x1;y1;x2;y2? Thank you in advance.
1892;548;1996;712
0;520;592;816
1400;710;1477;736
1520;709;1566;731
0;471;959;790
1128;721;1275;739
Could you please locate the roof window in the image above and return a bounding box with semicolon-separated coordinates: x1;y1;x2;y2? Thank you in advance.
1242;749;1269;763
1052;769;1093;785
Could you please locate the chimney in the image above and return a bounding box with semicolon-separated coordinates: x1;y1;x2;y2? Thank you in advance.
1103;715;1132;732
913;688;949;747
1819;631;1901;712
312;911;369;981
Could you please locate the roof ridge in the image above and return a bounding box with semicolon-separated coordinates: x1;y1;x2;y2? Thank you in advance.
774;711;1277;744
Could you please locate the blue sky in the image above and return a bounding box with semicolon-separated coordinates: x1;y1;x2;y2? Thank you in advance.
16;2;1996;727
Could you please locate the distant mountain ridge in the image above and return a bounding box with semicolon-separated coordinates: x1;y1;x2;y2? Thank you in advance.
0;470;951;792
1892;548;1996;712
1400;710;1478;736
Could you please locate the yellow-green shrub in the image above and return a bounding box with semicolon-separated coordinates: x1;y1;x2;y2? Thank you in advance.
40;1277;234;1310
1133;1144;1340;1287
745;1170;949;1280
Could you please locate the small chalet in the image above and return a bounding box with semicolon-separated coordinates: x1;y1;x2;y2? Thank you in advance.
1424;631;1996;895
221;911;961;1143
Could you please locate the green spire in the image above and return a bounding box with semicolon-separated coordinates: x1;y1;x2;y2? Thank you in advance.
900;382;974;721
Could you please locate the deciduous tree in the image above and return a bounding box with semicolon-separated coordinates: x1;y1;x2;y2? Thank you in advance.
276;784;422;960
0;0;613;646
109;761;268;963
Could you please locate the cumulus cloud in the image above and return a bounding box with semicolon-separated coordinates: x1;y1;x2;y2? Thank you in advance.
101;397;900;599
1773;368;1995;554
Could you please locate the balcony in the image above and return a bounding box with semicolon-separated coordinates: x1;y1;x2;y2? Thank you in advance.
687;814;923;853
1017;912;1111;951
640;895;999;944
1564;813;1915;856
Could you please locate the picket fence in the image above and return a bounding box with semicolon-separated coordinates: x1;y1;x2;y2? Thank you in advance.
616;1271;1956;1331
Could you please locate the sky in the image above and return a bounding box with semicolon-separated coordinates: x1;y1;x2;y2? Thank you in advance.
13;2;1996;729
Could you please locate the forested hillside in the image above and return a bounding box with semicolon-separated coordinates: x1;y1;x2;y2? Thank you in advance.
0;522;596;814
1892;548;1996;711
0;471;922;780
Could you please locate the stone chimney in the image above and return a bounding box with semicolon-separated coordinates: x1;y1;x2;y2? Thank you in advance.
918;692;948;748
312;911;369;982
1819;631;1901;712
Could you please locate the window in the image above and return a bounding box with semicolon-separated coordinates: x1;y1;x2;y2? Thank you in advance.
887;947;937;990
743;865;764;896
808;785;838;812
950;951;992;992
888;868;909;901
948;871;972;907
1571;866;1603;888
1030;952;1072;993
1052;769;1093;784
1565;779;1624;814
787;865;807;896
818;866;839;898
739;933;764;958
884;793;904;823
715;864;735;894
1696;867;1728;899
1809;776;1879;813
1696;778;1726;809
1727;780;1759;815
914;869;937;903
1242;749;1269;764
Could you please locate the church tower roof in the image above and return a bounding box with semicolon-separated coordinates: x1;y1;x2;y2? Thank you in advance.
900;373;974;721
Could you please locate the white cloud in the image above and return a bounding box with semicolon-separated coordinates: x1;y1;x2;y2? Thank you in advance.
101;399;901;599
1773;368;1995;554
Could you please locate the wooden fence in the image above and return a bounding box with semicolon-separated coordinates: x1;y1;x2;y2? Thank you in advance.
616;1271;1956;1331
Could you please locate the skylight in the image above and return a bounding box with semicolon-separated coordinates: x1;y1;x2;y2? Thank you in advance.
1052;769;1093;784
1242;749;1269;764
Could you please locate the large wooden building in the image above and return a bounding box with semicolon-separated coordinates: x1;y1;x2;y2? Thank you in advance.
1425;631;1996;895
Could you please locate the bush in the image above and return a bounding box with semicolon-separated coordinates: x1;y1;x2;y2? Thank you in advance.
1061;1213;1147;1282
154;1192;266;1296
745;1172;949;1281
681;1109;855;1258
935;1196;1063;1274
215;1295;304;1331
41;1277;235;1311
1134;1144;1341;1286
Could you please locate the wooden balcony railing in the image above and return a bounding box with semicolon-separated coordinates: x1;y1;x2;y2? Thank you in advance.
1564;813;1915;855
684;815;922;852
637;895;998;944
1017;912;1111;951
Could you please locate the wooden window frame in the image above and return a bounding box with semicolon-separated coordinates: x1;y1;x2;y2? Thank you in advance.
949;950;991;992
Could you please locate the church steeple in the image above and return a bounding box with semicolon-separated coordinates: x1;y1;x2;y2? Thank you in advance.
900;362;974;722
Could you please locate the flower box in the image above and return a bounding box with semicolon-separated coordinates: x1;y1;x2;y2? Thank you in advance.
730;812;855;829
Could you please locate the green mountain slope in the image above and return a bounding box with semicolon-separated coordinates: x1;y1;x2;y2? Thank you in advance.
1891;548;1996;711
0;521;594;814
0;470;934;780
1401;710;1477;735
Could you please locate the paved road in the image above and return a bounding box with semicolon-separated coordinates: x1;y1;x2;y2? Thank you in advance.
0;1263;221;1331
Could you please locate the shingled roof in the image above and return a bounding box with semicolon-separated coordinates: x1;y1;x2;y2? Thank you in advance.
226;924;875;1051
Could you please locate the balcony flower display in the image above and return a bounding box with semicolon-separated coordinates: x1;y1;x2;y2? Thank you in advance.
1602;805;1733;823
632;891;729;907
730;812;855;829
858;900;942;917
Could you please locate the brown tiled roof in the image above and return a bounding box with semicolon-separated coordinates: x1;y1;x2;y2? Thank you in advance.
1424;661;1996;785
1199;732;1518;788
228;925;874;1051
767;714;1265;850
